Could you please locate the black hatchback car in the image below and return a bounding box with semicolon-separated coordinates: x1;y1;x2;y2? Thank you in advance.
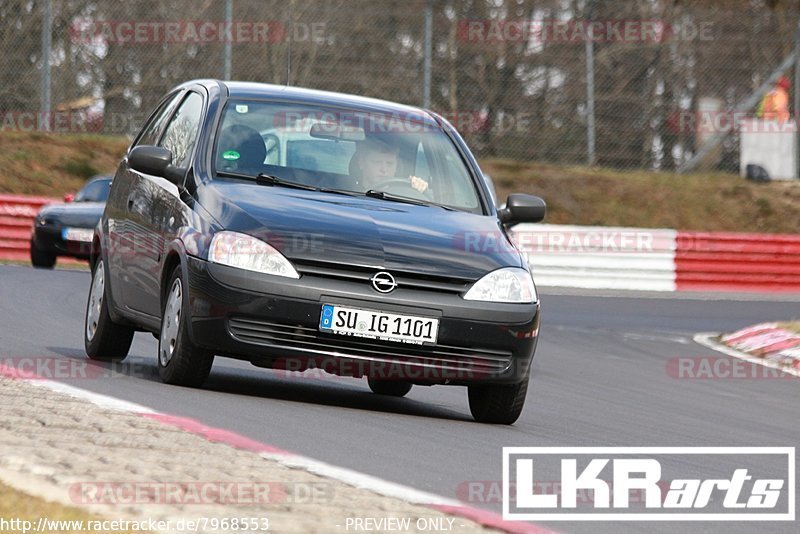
85;80;545;424
31;175;112;268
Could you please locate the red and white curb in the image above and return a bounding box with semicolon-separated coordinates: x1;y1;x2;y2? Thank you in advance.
0;365;550;534
693;326;800;379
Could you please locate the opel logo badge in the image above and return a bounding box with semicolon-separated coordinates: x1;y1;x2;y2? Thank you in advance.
370;271;397;293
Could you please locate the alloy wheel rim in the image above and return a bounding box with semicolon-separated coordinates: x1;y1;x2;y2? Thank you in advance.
160;278;182;367
86;261;105;341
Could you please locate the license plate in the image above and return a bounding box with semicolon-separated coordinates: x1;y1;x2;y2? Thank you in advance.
62;227;94;243
319;304;439;345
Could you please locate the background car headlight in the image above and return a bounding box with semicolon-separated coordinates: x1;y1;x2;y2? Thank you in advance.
209;231;300;278
463;267;537;303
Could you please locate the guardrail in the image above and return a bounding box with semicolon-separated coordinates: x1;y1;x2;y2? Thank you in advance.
676;231;800;292
511;224;677;291
0;194;58;262
514;224;800;293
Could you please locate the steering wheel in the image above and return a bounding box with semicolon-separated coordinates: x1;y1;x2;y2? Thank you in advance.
378;178;418;191
376;178;432;200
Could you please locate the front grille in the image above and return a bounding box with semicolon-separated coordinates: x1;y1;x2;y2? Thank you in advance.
228;316;512;374
293;259;472;294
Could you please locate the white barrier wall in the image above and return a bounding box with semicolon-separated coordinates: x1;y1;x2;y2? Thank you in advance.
510;224;678;291
739;119;797;180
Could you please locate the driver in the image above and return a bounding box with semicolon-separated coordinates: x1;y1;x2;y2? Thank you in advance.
353;137;429;194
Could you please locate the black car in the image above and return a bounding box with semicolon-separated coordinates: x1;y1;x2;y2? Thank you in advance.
84;80;545;424
31;175;112;268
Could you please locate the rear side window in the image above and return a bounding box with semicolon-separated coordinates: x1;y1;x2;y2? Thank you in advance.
134;91;183;147
159;92;204;168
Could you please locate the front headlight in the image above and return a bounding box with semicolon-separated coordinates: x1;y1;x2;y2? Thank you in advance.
463;267;537;303
209;231;300;278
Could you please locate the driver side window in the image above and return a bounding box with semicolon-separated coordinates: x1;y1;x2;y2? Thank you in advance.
134;91;183;147
159;92;204;168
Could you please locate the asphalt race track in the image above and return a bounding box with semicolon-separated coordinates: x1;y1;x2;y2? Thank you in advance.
1;265;798;533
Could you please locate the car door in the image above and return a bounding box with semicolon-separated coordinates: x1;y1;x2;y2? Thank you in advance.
107;91;184;313
131;90;205;317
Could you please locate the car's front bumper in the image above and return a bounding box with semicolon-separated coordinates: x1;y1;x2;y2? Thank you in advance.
32;225;93;259
185;256;540;385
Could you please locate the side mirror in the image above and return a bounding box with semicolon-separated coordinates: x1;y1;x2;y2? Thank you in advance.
129;145;185;186
63;193;75;203
498;194;546;225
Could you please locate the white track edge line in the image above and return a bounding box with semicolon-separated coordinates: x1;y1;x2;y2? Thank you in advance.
260;452;460;507
21;376;158;413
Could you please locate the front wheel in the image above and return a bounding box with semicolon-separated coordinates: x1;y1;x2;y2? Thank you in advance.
467;373;530;425
157;267;214;387
30;240;56;269
85;259;134;361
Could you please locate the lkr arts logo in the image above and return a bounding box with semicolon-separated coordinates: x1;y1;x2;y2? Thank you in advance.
503;447;795;521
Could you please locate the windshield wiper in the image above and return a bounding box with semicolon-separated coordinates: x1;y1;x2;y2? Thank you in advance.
364;189;455;210
216;171;451;207
214;170;319;191
255;173;319;191
217;171;367;197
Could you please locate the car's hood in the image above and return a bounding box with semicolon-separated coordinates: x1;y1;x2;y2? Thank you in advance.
196;181;522;280
38;202;105;227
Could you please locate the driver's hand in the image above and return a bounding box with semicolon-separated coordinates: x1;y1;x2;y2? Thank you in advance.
410;176;429;193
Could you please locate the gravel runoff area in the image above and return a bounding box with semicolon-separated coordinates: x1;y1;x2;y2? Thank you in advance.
0;373;505;534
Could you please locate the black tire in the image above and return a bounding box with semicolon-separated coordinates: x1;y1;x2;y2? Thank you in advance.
84;259;134;362
30;240;56;269
367;378;413;397
157;266;214;387
468;372;530;425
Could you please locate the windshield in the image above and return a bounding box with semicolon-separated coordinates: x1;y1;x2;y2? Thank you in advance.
74;179;111;202
212;100;482;212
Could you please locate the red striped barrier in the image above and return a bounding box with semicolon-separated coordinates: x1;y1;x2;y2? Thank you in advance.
676;231;800;292
0;194;58;263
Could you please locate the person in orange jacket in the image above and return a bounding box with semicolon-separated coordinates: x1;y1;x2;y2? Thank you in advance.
757;75;791;122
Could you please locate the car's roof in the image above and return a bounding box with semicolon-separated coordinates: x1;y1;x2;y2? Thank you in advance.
185;79;438;124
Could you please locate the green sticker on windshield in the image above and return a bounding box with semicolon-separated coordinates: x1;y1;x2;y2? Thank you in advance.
222;150;240;161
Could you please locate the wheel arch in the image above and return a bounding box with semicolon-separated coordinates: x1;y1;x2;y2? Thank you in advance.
159;239;206;352
160;240;190;312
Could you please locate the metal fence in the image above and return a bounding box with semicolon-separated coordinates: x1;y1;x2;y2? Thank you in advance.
2;0;800;172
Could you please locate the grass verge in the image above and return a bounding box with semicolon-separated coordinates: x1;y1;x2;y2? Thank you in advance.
0;481;143;533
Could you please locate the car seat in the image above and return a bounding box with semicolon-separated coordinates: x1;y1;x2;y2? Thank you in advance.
217;124;267;175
